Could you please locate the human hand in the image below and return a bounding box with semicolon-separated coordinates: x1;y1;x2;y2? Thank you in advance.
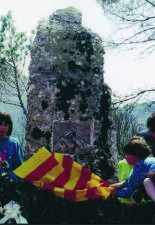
147;171;155;178
111;181;124;189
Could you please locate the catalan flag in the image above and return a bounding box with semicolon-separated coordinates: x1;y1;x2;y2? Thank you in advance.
13;147;115;202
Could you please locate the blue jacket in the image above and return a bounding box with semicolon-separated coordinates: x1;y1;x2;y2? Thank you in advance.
116;157;155;198
0;136;24;181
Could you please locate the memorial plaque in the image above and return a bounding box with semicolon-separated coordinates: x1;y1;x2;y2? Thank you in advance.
53;120;94;154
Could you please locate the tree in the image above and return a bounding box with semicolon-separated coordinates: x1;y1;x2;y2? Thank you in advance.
110;87;154;158
97;0;155;55
97;0;155;105
111;105;143;158
0;11;33;116
112;88;155;108
98;0;120;3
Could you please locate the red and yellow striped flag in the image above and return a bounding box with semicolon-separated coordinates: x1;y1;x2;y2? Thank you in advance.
13;147;115;201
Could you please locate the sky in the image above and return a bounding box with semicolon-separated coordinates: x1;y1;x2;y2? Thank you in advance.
0;0;155;98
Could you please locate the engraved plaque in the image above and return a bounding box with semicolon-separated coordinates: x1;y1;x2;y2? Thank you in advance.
53;120;94;154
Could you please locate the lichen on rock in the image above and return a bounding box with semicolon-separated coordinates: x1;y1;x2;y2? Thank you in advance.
26;7;118;181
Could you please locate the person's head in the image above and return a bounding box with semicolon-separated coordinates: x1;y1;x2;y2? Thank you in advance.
124;136;152;165
128;136;142;141
0;111;13;138
147;112;155;132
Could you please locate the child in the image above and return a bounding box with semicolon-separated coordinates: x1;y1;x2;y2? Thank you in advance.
117;158;134;203
117;137;144;204
0;111;24;181
137;112;155;155
112;137;154;199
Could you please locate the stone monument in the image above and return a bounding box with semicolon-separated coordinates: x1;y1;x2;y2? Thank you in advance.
26;7;118;181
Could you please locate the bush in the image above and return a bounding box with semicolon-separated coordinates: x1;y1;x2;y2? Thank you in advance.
0;174;154;224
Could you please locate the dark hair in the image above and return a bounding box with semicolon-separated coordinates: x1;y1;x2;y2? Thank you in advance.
128;136;142;141
147;112;155;132
124;137;152;160
0;111;13;136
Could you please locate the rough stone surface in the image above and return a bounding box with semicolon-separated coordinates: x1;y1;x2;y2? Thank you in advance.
25;7;118;181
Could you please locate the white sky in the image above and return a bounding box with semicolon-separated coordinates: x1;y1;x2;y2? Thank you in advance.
0;0;155;97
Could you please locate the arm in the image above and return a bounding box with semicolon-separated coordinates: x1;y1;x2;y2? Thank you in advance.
116;183;135;198
16;141;24;166
10;140;24;182
115;169;136;198
111;178;135;198
111;159;133;198
111;181;126;189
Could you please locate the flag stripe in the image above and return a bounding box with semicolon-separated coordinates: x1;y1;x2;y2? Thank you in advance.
64;161;82;190
43;183;55;191
13;147;115;202
64;189;76;201
53;152;63;166
53;187;65;199
73;166;92;190
101;180;110;187
86;187;99;200
90;173;102;184
51;155;73;188
75;190;88;201
39;164;64;184
13;147;51;178
24;156;59;181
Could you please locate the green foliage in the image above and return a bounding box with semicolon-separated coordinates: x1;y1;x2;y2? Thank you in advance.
0;173;123;224
0;11;32;70
0;11;33;115
0;173;155;223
